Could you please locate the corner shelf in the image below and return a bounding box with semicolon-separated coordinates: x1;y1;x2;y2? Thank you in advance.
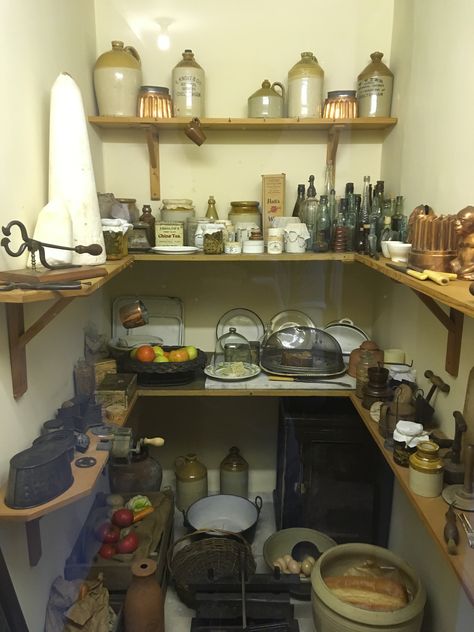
0;391;137;566
0;257;134;399
356;254;474;376
88;116;397;200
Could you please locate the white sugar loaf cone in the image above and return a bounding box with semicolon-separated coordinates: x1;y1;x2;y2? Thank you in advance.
28;199;72;267
49;73;105;265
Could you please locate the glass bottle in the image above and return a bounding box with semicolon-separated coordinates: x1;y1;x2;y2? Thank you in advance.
307;174;317;199
333;210;347;253
391;195;404;240
367;221;378;256
369;183;384;249
220;446;249;497
172;49;205;117
324;161;335;198
355;224;366;253
380;216;393;244
362;223;371;254
205;195;219;220
292;184;306;218
139;204;156;246
313;195;331;252
346;193;357;251
303;195;318;251
355;349;376;398
360;175;371;225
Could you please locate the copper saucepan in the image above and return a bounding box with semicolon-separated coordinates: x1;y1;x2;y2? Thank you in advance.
119;299;149;329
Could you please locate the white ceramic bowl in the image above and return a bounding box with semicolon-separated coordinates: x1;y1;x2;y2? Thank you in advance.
381;240;391;258
387;241;412;263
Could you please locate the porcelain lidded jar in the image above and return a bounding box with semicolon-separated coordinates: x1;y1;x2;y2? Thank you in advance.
172;49;205;117
93;40;142;116
357;51;394;117
248;80;285;118
287;52;324;118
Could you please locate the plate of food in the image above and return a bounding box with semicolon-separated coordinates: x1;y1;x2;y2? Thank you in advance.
204;361;261;381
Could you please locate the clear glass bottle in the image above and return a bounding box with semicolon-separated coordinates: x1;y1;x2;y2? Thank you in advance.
139;204;156;247
380;216;393;244
369;183;384;249
292;184;306;218
205;195;219;220
346;193;357;251
360;175;371;225
355;224;366;253
307;174;317;198
355;349;376;398
172;49;205;117
302;195;318;251
391;195;404;240
220;446;249;497
313;195;331;252
324;161;335;198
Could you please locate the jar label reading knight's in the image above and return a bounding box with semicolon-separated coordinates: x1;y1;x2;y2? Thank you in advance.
155;222;184;246
357;76;393;117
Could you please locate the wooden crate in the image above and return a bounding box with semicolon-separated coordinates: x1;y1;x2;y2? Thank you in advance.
64;489;174;592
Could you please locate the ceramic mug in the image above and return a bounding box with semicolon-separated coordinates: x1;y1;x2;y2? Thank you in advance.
184;117;207;146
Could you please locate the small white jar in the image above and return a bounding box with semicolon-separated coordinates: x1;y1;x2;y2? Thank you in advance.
408;441;444;497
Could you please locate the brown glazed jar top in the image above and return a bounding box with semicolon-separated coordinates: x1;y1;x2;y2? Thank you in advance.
175;453;207;481
95;40;141;70
220;446;249;473
358;51;393;80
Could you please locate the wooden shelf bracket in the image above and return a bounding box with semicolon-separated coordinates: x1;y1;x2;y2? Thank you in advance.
413;290;464;376
146;128;160;200
6;297;74;399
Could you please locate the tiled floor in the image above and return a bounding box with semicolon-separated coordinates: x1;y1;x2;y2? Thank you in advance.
165;493;315;631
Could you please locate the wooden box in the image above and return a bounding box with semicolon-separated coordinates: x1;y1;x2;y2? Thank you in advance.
64;489;174;592
93;359;117;387
95;373;137;409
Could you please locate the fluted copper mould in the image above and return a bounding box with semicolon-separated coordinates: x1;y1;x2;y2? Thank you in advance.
408;210;458;272
323;90;358;119
138;85;172;118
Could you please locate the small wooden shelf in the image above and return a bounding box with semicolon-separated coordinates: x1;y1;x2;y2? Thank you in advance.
88;116;397;200
88;116;398;132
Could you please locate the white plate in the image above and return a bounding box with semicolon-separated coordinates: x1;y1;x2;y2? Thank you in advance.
216;308;265;342
267;310;316;337
204;363;261;381
151;246;198;254
323;319;368;355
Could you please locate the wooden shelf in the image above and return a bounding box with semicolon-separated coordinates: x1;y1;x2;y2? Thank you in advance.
88;116;397;200
356;254;473;377
88;116;397;132
133;252;355;263
0;257;134;399
350;394;474;606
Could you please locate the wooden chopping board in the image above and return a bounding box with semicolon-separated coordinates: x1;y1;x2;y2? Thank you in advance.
463;366;474;447
0;266;108;283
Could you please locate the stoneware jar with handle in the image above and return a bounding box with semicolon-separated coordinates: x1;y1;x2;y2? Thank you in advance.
248;80;285;118
93;40;142;116
175;453;208;511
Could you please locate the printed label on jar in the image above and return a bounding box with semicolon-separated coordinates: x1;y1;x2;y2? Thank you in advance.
155;222;184;246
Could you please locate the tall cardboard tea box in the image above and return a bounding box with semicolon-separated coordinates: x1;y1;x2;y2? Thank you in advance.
261;174;285;241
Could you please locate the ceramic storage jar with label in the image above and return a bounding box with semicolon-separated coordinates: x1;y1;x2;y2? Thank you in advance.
172;49;205;117
357;51;394;117
409;441;444;497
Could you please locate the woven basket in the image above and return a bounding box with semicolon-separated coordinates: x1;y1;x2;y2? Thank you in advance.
120;347;207;374
168;529;256;607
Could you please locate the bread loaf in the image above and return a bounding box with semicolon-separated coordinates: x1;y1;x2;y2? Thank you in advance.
324;575;408;611
281;350;313;367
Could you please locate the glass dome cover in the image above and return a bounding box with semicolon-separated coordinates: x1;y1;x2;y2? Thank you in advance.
260;326;345;377
206;327;260;379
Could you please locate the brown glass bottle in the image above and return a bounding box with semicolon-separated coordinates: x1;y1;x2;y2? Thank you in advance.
292;184;306;218
139;204;156;246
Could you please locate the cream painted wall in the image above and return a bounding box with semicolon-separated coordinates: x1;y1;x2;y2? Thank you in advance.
0;2;108;630
93;0;395;215
375;0;474;628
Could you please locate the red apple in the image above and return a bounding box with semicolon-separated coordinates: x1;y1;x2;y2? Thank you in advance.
98;543;117;559
116;531;139;554
112;508;134;528
96;522;120;544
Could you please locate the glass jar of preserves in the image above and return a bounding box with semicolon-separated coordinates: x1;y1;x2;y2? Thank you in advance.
355;349;376;399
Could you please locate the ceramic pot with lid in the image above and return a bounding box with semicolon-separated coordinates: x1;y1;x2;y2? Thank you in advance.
228;201;262;229
248;80;285;118
93;40;142;116
287;52;324;118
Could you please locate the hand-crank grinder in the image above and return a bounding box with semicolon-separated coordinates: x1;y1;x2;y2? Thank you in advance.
93;426;165;494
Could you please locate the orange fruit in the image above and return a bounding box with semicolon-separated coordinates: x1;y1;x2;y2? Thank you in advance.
168;348;190;362
135;345;156;363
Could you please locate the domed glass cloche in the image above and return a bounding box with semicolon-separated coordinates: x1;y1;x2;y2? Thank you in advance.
205;327;260;380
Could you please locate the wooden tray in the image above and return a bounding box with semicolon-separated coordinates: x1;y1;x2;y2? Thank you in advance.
64;489;174;592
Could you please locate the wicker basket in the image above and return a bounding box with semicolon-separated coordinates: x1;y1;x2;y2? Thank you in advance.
168;529;256;607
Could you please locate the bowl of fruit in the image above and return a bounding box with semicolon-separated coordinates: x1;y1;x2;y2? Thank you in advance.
118;343;207;386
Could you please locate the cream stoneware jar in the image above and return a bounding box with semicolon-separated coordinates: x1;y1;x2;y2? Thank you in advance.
94;40;142;116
